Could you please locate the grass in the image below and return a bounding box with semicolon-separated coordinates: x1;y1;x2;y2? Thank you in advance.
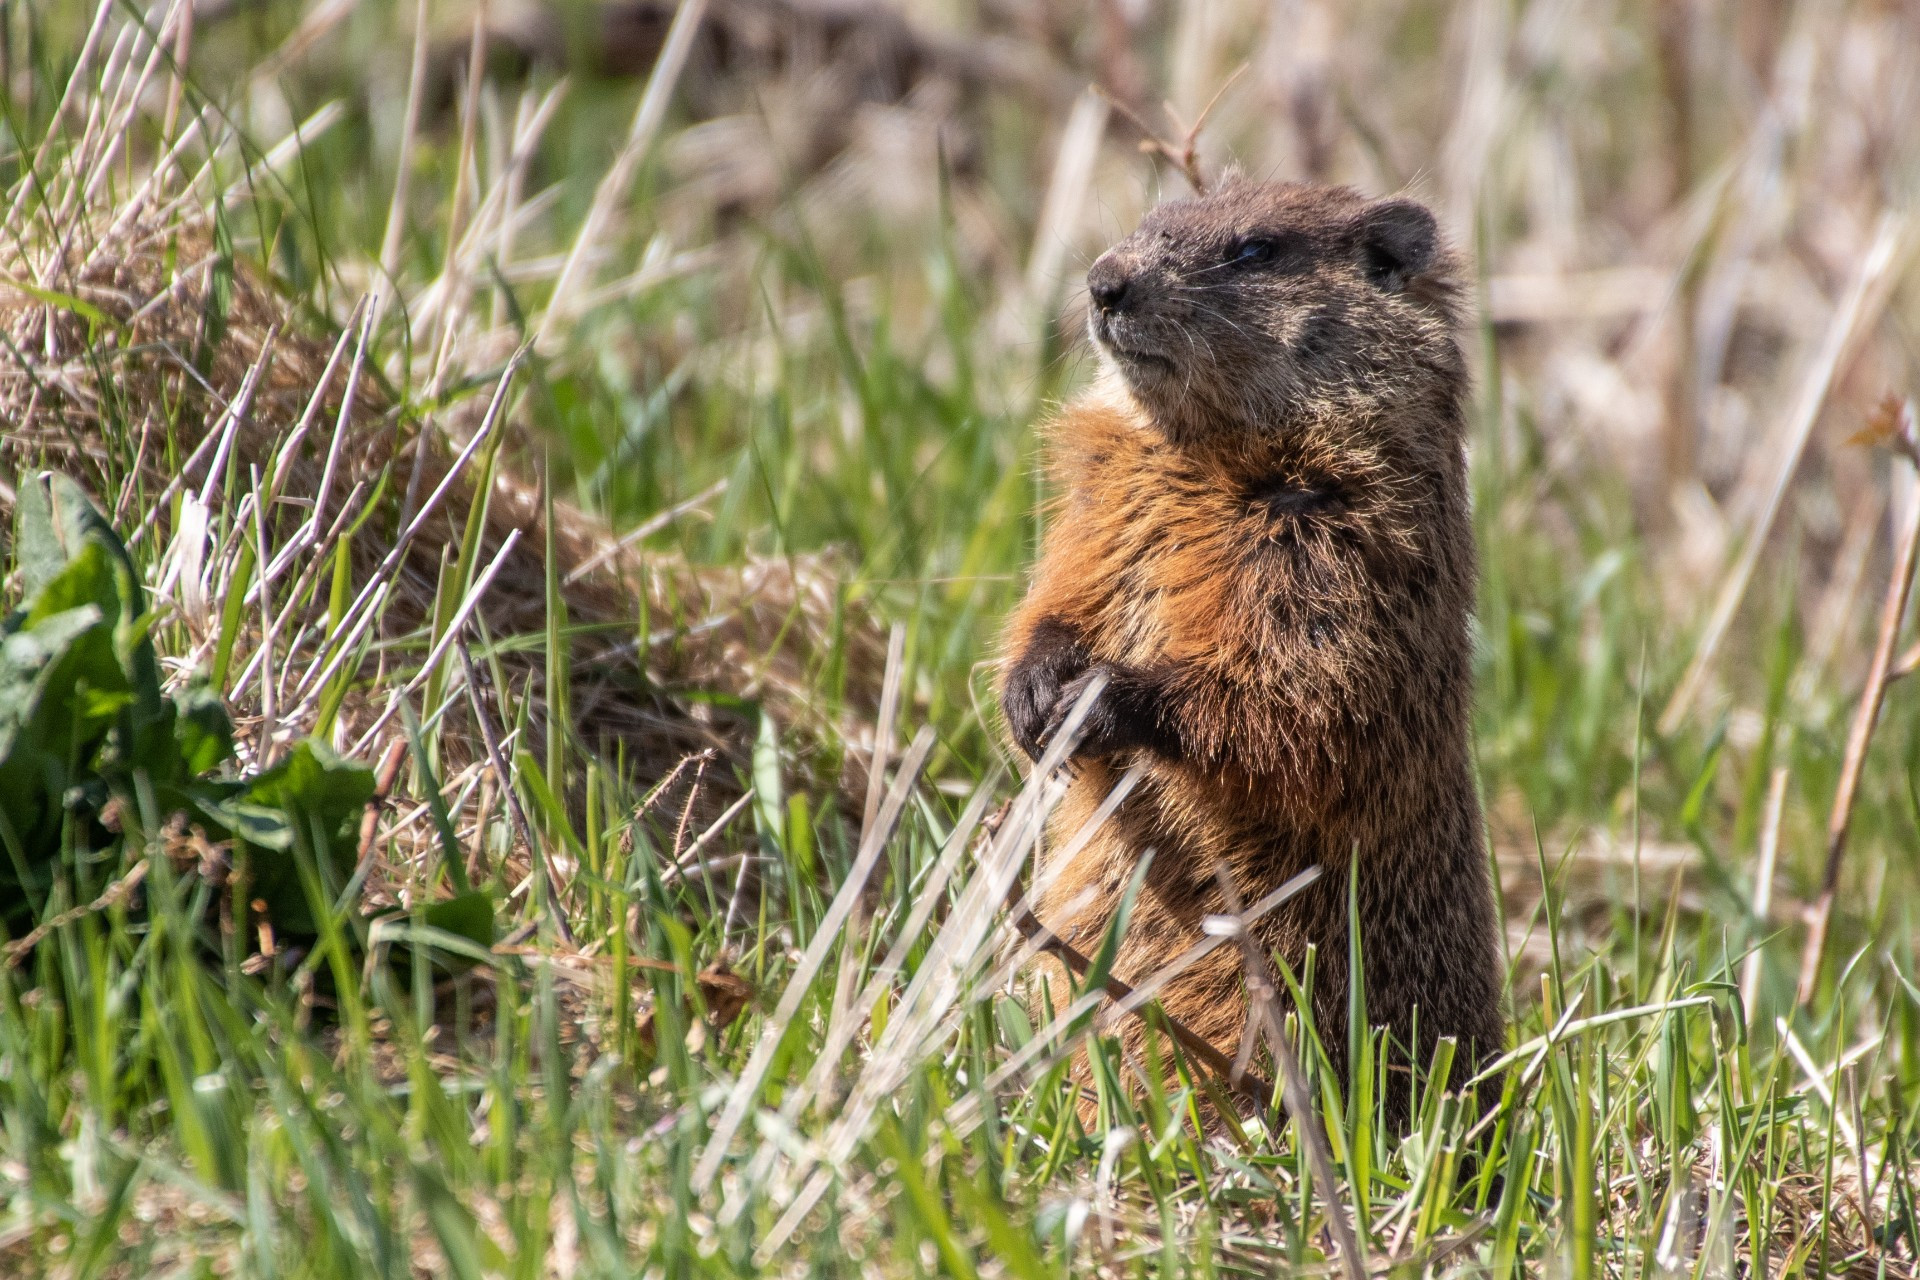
2;0;1920;1275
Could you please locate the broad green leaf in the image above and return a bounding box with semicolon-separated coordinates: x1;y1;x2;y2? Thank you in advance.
241;739;376;847
172;682;234;777
14;471;138;609
422;891;496;951
370;892;499;979
221;740;375;936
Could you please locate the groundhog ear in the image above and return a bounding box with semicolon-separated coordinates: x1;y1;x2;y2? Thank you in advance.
1358;200;1438;292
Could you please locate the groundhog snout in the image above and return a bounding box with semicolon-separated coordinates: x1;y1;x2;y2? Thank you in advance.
1087;252;1137;314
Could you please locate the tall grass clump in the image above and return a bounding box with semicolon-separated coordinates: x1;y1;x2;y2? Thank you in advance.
1;0;1919;1276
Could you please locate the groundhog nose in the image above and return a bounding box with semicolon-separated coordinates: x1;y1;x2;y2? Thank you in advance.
1087;257;1133;312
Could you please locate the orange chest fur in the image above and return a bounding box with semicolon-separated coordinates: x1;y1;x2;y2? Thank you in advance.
1044;416;1254;669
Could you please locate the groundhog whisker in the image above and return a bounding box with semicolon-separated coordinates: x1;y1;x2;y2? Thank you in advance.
1166;294;1261;344
1169;319;1205;400
1178;257;1251;283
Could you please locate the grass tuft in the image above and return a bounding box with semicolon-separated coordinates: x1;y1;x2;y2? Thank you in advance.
2;0;1920;1276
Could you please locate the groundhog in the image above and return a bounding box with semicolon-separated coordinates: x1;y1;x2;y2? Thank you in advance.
999;178;1505;1131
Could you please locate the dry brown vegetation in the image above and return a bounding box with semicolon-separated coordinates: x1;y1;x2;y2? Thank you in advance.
4;0;1920;1276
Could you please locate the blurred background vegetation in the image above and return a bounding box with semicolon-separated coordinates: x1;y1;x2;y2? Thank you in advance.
4;0;1920;1274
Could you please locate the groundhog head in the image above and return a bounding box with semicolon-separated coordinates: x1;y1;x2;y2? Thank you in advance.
1084;180;1465;447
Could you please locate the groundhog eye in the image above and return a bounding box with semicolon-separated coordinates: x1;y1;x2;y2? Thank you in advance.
1229;238;1278;265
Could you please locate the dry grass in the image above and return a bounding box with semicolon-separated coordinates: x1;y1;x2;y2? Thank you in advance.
4;1;1920;1276
0;195;886;804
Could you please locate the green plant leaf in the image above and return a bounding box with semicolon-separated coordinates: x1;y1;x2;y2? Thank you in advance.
241;739;376;841
422;891;495;951
219;740;375;936
172;682;234;777
14;471;138;610
0;599;126;921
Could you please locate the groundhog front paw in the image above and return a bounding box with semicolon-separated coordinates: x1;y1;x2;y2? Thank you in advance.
1047;665;1147;758
1046;663;1183;762
1002;620;1090;760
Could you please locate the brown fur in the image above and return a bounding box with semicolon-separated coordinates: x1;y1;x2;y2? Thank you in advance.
999;179;1504;1130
